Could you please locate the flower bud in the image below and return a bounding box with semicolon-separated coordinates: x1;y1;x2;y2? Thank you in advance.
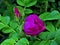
13;7;20;17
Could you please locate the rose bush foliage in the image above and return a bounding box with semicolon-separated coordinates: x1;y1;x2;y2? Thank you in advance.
0;0;60;45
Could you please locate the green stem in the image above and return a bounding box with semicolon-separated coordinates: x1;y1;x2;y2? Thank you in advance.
29;36;40;41
0;34;5;38
17;7;26;34
56;20;60;27
45;0;48;12
22;7;26;21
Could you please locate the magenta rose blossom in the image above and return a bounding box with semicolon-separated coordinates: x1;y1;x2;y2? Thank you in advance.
24;14;45;36
13;7;20;17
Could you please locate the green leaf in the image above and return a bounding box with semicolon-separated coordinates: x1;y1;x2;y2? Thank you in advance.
1;16;10;24
9;21;18;29
39;12;50;21
9;32;19;41
17;0;25;6
39;32;56;40
23;0;30;4
25;9;33;14
3;5;15;19
46;22;55;32
39;10;60;21
18;22;24;33
55;20;60;27
47;32;56;40
15;38;29;45
1;38;16;45
26;0;37;7
55;29;60;44
17;0;37;7
39;32;50;40
2;27;14;33
50;40;58;45
55;29;60;38
19;22;25;37
33;41;40;45
0;22;6;30
17;6;24;13
39;40;50;45
50;10;59;15
15;22;25;37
